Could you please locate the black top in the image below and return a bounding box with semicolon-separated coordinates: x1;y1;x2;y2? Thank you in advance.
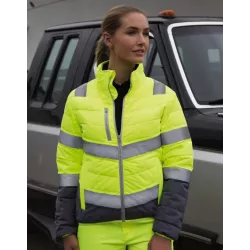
113;80;130;135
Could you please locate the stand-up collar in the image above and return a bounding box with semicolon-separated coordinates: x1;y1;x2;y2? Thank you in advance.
95;61;146;100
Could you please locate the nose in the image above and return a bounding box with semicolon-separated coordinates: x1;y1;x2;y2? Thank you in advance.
137;33;146;45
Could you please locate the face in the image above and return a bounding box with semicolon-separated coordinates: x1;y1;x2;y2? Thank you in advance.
104;12;150;65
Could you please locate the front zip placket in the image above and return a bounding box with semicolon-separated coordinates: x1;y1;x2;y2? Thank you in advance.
117;133;125;221
108;78;130;222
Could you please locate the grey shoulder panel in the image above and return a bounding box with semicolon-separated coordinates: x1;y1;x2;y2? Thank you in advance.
153;79;166;95
75;82;88;97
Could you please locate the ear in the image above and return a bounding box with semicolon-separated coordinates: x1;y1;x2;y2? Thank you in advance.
103;32;113;49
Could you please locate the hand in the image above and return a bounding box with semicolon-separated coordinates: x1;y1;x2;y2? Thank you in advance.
63;234;80;250
148;234;172;250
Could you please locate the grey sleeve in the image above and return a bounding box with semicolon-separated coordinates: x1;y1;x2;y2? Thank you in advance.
153;179;190;240
55;186;78;239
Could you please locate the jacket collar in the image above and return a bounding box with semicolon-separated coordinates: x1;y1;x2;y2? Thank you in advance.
95;60;146;100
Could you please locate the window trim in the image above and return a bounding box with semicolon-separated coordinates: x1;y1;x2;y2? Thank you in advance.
167;21;223;109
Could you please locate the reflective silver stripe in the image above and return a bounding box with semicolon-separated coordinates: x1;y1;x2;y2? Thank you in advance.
85;185;158;208
163;167;191;182
83;136;161;159
153;79;166;95
75;83;87;97
123;136;161;158
104;108;111;141
60;174;79;186
161;127;190;145
59;130;83;149
83;141;118;159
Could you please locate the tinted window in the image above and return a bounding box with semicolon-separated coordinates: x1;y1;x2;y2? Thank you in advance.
172;25;223;105
33;39;63;102
149;52;167;84
49;38;79;104
143;38;155;66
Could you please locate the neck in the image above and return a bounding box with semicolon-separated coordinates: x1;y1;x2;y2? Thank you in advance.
108;58;136;85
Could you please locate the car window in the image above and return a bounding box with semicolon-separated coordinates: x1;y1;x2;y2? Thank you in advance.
171;25;223;105
32;37;79;107
33;39;63;102
49;38;79;104
149;52;167;84
143;37;155;66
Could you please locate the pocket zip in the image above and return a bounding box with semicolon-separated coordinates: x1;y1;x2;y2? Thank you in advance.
104;108;112;141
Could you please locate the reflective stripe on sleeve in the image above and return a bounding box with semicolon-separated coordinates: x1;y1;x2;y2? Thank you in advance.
59;174;79;186
161;127;190;146
59;130;83;149
163;167;191;182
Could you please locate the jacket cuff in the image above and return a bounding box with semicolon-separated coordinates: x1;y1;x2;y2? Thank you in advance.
154;232;173;241
153;220;180;240
56;226;77;241
62;233;72;238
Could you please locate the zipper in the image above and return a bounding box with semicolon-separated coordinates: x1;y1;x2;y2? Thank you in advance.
104;108;111;141
117;88;131;222
117;133;125;221
108;79;131;222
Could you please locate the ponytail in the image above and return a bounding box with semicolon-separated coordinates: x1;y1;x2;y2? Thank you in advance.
95;36;109;66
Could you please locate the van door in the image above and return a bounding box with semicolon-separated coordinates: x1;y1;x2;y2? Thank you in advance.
27;28;93;195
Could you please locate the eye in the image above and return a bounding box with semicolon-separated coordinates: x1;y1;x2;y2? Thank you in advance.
127;31;137;35
143;32;150;36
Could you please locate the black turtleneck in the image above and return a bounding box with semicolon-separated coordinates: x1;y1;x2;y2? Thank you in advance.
113;80;130;135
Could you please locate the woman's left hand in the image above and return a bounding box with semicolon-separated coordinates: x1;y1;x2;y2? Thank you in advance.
148;234;172;250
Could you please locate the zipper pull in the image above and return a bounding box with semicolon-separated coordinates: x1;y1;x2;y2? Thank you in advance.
118;135;121;141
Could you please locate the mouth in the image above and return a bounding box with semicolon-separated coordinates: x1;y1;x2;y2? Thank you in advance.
132;49;145;56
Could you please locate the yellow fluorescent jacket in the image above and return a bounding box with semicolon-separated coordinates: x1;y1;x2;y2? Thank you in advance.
55;61;194;240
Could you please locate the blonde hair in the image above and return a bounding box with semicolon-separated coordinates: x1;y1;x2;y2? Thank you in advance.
95;5;147;66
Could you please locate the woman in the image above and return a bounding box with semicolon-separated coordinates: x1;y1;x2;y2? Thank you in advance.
55;4;193;250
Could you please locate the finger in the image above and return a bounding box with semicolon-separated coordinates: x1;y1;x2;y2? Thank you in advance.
147;242;151;250
73;244;80;250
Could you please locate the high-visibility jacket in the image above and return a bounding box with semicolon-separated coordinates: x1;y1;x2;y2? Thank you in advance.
55;61;193;241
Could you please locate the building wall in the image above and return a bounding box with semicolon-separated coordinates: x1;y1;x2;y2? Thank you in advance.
27;0;222;68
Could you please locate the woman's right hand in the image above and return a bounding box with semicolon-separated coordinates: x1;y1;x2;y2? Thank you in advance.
63;234;80;250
